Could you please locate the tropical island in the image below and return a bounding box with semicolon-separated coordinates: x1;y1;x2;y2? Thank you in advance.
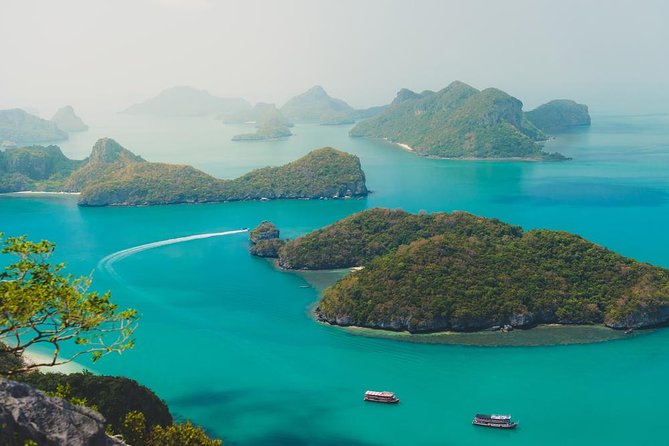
349;81;591;160
50;105;89;132
0;109;68;145
255;208;669;333
224;102;294;141
0;138;368;206
525;99;591;132
280;86;356;124
122;86;251;117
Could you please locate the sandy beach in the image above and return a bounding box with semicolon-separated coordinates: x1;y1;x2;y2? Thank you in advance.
22;350;89;374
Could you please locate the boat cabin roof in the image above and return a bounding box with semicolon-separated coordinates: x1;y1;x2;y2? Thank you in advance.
475;414;511;420
365;390;395;397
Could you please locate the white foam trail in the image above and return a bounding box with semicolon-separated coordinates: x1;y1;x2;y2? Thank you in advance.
98;229;248;280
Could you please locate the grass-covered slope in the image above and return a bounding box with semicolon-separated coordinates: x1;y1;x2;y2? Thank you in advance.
350;81;565;160
278;209;669;332
0;109;68;145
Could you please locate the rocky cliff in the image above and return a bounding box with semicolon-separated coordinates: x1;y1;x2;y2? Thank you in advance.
0;379;127;446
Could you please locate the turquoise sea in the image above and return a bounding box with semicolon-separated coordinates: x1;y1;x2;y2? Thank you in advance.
1;112;669;445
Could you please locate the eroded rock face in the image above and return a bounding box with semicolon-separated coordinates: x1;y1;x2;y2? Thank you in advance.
249;221;280;244
0;379;127;446
606;306;669;329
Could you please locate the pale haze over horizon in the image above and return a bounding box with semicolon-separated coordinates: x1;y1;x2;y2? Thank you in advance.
1;0;667;116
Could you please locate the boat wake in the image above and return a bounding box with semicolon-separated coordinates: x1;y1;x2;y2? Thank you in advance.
98;229;248;280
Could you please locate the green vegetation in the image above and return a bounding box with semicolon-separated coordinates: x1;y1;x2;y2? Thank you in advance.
350;81;566;160
228;103;294;141
18;372;172;432
78;144;367;206
249;221;280;243
50;105;88;132
78;162;226;206
525;99;591;132
277;209;669;332
0;233;138;374
219;147;367;202
0;109;68;145
120;412;222;446
0;145;82;192
63;137;145;191
280;86;355;123
232;124;292;141
123;85;250;117
0;235;222;445
0;137;368;206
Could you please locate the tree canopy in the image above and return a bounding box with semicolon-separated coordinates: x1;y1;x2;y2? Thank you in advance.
0;233;138;374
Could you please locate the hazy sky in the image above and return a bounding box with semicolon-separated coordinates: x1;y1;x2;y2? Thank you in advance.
1;0;667;115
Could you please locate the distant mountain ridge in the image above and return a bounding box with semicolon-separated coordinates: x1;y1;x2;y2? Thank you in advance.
123;86;251;117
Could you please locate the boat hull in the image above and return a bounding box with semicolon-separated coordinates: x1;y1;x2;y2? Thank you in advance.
472;420;518;429
364;396;400;404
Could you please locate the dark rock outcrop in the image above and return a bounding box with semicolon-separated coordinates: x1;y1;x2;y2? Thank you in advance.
0;379;127;446
249;221;280;244
18;372;172;433
249;221;285;258
250;239;286;258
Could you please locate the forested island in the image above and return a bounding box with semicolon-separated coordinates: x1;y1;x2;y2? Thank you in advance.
0;109;68;145
350;81;590;160
0;138;368;206
525;99;591;132
280;86;356;124
225;103;294;141
260;209;669;333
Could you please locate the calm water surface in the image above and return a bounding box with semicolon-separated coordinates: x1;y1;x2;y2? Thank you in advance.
1;113;668;445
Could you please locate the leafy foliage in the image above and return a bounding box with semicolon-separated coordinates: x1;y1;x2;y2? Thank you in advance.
279;208;516;269
0;233;138;374
121;411;222;446
18;371;172;432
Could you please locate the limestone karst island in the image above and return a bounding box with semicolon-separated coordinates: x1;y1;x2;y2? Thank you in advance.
1;1;668;445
